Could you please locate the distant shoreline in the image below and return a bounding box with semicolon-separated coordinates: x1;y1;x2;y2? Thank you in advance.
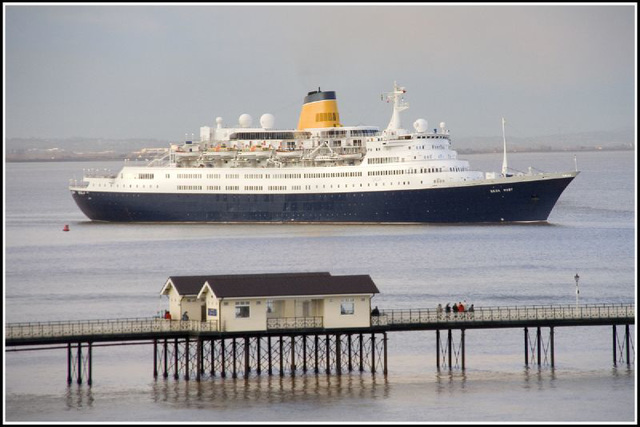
4;146;634;163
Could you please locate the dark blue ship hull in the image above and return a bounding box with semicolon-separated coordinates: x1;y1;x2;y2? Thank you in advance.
70;174;576;223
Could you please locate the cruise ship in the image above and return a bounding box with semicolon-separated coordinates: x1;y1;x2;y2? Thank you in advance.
69;83;578;223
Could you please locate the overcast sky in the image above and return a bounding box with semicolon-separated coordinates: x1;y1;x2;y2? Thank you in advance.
4;3;636;141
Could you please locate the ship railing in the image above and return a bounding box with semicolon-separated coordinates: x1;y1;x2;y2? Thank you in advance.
5;317;219;340
145;152;172;167
267;316;323;330
370;303;634;326
83;168;117;179
68;179;89;188
333;146;366;155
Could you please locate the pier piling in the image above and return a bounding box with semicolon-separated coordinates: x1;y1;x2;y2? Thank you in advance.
152;332;387;381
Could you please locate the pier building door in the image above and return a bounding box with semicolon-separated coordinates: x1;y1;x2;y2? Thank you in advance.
303;301;310;318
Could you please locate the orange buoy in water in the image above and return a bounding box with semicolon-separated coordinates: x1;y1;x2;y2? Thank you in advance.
63;224;70;232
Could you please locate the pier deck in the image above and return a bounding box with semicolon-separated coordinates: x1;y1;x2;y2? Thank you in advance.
5;303;634;385
6;303;634;346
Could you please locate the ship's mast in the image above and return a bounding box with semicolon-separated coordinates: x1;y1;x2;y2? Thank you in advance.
501;117;509;176
384;82;409;133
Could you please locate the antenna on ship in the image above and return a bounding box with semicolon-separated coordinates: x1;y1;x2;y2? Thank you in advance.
383;81;409;133
501;117;511;177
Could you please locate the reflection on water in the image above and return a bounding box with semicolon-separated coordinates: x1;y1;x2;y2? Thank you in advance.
141;372;395;421
65;386;95;410
8;361;635;422
150;372;390;410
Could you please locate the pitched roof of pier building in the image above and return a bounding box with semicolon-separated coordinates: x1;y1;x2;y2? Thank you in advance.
160;272;379;299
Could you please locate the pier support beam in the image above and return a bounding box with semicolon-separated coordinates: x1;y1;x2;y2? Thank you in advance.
447;329;452;369
383;332;388;375
77;342;82;384
537;327;542;366
436;329;441;370
88;342;92;386
163;339;169;378
244;337;250;377
196;339;202;382
153;340;158;378
436;329;465;370
613;324;634;366
550;327;555;367
184;337;190;381
66;342;93;386
173;339;179;379
625;325;631;366
461;329;465;370
524;327;529;366
524;327;555;367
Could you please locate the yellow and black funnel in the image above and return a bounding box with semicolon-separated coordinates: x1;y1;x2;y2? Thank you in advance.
297;88;342;130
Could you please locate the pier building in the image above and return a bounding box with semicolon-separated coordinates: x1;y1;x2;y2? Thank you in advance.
160;272;380;331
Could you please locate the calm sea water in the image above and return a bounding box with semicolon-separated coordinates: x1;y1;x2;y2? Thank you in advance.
4;151;636;422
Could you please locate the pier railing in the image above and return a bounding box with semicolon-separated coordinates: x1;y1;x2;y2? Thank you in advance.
5;304;634;343
5;318;219;341
370;303;634;327
6;316;327;342
267;316;323;330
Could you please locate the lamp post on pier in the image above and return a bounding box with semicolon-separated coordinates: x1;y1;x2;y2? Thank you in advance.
574;273;580;307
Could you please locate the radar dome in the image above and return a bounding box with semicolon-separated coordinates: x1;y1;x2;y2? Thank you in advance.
440;122;446;130
216;117;223;129
260;113;275;129
238;113;253;128
413;118;428;133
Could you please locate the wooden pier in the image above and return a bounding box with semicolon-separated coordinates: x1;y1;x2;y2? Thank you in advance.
5;303;635;385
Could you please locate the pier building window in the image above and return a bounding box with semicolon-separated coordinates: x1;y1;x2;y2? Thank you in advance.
340;298;355;315
235;301;250;318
